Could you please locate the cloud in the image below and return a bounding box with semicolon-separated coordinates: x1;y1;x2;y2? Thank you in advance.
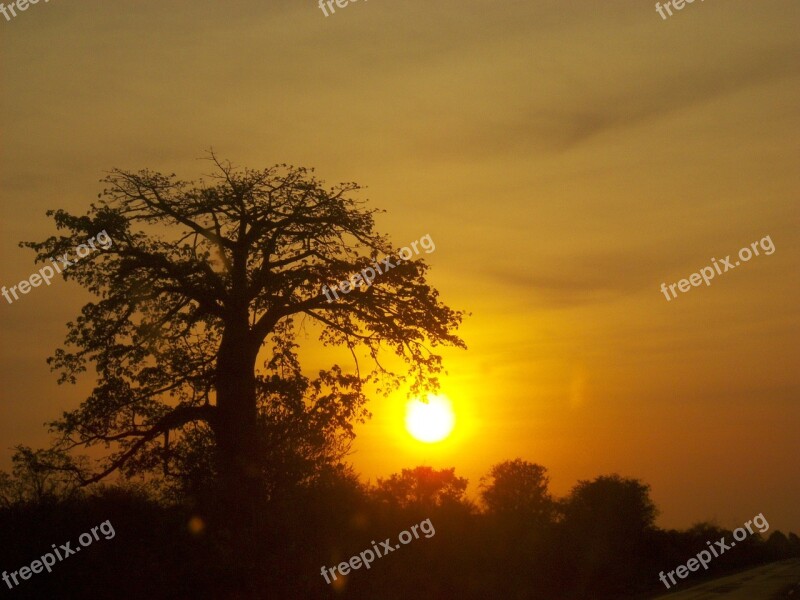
418;41;800;158
484;247;675;307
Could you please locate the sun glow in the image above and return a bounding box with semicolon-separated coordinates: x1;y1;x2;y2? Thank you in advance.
405;394;455;443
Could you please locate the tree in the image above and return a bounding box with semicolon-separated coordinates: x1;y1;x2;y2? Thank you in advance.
477;461;556;598
0;446;83;507
765;531;794;560
788;532;800;555
23;156;465;524
561;474;658;537
480;459;554;525
559;474;660;598
373;466;469;509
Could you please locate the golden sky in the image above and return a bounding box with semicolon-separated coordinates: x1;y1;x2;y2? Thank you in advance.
1;0;798;532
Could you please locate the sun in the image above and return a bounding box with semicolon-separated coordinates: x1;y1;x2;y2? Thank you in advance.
405;394;455;443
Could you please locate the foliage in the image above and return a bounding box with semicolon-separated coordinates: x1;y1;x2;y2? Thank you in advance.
373;466;470;510
479;459;554;524
0;446;84;507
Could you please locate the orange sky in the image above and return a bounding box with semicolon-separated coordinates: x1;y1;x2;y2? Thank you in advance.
1;0;798;532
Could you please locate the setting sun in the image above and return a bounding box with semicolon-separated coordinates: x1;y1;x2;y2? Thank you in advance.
405;394;455;443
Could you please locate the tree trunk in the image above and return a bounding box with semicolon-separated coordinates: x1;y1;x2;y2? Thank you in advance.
213;315;263;531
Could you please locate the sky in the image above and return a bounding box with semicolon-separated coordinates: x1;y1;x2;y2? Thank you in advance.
1;0;798;533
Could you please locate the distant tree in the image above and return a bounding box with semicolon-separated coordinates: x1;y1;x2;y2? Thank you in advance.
559;474;660;598
0;446;84;507
373;466;469;509
788;532;800;555
562;474;659;538
476;461;557;599
684;521;728;540
22;156;465;524
765;531;794;560
480;459;554;525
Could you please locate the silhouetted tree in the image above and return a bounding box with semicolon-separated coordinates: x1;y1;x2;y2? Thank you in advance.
22;156;465;526
684;521;728;540
789;532;800;555
477;460;556;598
0;446;84;507
562;474;658;538
373;466;470;510
559;474;659;598
765;530;794;560
480;459;555;525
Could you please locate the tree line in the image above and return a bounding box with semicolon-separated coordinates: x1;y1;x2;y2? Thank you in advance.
1;458;797;599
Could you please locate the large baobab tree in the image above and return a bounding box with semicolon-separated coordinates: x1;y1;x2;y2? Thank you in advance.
23;155;465;523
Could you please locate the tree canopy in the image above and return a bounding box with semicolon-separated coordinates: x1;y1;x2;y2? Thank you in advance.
373;466;470;509
480;459;554;524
